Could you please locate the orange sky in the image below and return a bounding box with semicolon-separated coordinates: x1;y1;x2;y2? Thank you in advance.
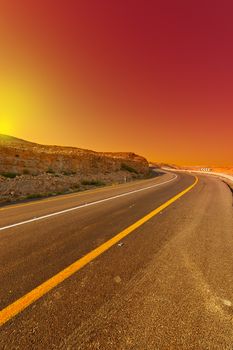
0;1;232;166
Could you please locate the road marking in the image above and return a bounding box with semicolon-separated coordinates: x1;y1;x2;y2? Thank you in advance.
0;175;178;232
0;176;198;326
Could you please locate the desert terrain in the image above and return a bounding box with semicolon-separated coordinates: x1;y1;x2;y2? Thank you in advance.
0;135;149;204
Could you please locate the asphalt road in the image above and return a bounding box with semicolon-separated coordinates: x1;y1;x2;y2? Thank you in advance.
0;171;233;349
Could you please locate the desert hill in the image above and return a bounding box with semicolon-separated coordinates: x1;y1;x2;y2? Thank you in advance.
0;135;148;176
0;135;149;203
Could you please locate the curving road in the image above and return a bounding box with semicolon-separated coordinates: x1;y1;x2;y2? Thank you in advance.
0;171;233;349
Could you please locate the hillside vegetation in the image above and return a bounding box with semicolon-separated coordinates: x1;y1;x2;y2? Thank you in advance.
0;135;149;203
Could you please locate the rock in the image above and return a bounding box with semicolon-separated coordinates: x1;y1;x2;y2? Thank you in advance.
114;276;122;283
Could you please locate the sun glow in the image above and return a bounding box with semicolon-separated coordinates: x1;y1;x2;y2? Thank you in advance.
0;117;14;135
0;77;38;136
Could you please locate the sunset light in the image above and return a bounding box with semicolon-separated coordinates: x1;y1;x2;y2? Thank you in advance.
0;2;233;348
0;117;13;135
0;76;42;136
0;1;232;166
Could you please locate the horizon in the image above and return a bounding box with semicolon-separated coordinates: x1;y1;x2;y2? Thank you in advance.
1;133;232;168
0;1;233;166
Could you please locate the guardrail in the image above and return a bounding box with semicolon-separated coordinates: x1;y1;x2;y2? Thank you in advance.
162;168;233;185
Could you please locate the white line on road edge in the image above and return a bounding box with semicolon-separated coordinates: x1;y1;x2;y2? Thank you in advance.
0;174;178;232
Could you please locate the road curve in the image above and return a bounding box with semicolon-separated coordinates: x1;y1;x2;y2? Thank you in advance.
0;171;233;349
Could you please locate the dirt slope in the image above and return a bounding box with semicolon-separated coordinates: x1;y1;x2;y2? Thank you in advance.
0;135;149;203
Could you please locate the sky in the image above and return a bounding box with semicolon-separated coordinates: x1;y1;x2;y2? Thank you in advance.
0;1;232;166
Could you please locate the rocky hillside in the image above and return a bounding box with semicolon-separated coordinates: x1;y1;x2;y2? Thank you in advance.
0;135;149;203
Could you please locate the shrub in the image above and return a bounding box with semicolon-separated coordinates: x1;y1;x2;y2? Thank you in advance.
121;163;138;174
62;171;76;176
71;184;80;190
26;193;44;199
46;168;55;174
23;169;30;175
81;179;105;187
26;192;55;200
1;172;19;178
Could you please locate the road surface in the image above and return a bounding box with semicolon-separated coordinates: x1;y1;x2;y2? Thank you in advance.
0;171;233;349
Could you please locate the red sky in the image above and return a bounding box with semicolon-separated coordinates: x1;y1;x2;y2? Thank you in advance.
0;0;232;165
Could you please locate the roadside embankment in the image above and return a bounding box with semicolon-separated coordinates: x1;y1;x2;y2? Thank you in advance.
0;135;150;204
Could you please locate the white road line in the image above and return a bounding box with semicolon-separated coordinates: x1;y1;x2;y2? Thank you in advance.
0;174;178;232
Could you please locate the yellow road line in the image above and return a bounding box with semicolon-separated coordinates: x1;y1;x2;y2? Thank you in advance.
0;176;198;326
